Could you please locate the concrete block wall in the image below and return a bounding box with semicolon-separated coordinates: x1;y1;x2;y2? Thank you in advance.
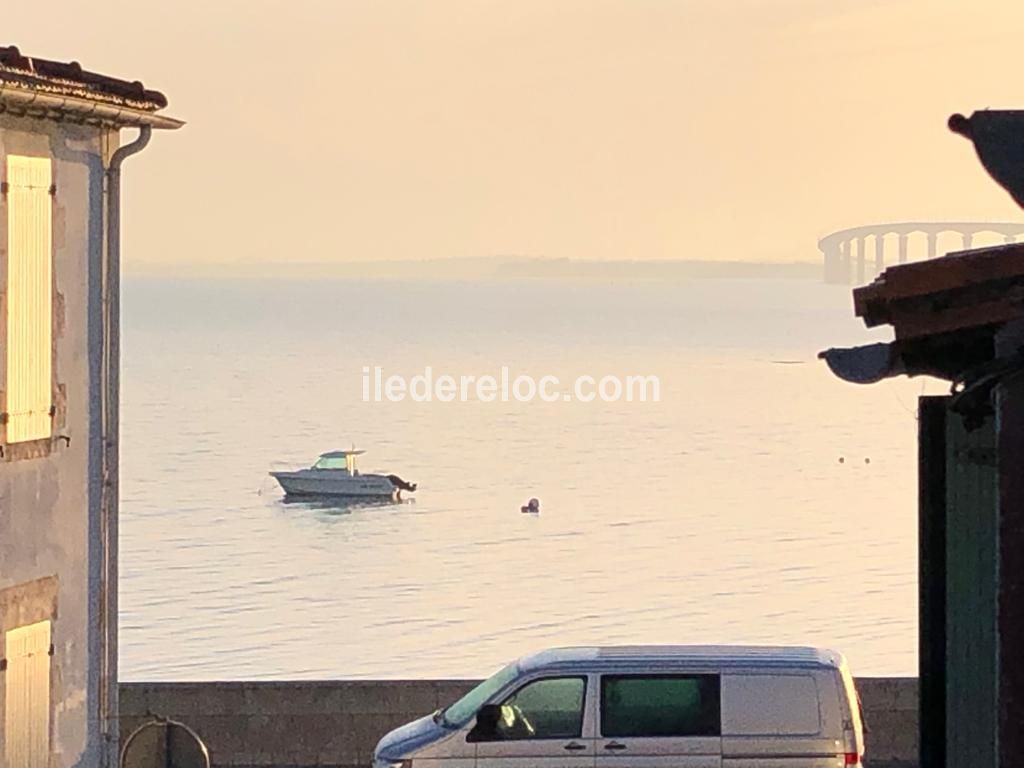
119;678;918;768
855;678;919;768
120;681;478;768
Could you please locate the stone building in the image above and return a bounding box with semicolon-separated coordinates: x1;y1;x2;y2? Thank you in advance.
0;45;181;767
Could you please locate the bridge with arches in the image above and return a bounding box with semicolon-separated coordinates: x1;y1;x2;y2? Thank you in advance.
819;222;1024;284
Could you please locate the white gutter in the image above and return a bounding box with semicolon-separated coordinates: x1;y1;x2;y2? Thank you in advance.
0;82;183;129
98;124;154;767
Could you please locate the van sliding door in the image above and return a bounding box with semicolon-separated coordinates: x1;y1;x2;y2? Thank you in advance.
595;674;722;768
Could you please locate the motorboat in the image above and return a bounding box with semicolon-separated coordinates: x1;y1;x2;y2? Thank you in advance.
269;449;417;500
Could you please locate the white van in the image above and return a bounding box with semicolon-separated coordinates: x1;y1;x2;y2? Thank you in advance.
372;646;865;768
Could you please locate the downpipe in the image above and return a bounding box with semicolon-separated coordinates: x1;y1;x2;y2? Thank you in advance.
99;124;151;766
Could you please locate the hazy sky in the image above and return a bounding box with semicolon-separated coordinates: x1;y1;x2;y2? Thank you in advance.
8;1;1024;270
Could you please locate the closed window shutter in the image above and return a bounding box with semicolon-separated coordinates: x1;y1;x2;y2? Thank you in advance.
4;620;52;768
5;155;53;443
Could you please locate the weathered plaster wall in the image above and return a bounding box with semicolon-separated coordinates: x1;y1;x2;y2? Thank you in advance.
118;677;920;768
0;114;110;768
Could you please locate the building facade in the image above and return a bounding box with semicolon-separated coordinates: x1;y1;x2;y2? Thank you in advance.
0;46;180;767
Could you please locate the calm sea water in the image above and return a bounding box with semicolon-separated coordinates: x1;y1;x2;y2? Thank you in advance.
119;277;943;681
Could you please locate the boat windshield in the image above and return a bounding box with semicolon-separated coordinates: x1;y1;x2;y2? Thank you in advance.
438;662;520;728
313;456;349;470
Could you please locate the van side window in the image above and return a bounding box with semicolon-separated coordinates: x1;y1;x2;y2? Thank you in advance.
600;675;720;737
488;677;587;741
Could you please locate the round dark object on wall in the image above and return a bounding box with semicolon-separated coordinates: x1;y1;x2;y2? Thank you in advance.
120;717;210;768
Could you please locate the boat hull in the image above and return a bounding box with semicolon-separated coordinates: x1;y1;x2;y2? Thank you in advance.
270;470;399;499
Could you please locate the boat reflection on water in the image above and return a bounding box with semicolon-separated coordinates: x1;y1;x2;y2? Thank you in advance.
277;493;414;517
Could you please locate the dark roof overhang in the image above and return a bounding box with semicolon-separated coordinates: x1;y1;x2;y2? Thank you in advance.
819;242;1024;429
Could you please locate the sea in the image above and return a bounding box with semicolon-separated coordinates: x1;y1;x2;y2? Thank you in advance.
119;276;944;681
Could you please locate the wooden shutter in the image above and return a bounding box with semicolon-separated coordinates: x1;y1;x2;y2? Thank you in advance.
4;154;53;443
4;620;52;768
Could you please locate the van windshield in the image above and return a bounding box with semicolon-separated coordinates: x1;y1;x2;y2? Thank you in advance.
439;662;520;728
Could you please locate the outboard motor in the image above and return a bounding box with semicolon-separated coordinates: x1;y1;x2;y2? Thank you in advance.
387;474;417;492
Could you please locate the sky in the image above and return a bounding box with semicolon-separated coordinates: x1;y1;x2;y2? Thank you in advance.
7;0;1024;271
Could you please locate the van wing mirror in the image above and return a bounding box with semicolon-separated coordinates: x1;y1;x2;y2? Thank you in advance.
469;704;502;742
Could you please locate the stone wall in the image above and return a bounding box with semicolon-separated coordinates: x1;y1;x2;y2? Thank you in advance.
856;678;918;767
119;677;917;768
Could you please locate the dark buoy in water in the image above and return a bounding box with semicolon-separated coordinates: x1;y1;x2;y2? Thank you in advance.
521;497;540;514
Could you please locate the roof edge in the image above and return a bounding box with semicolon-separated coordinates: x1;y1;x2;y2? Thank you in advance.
0;83;183;130
520;644;843;671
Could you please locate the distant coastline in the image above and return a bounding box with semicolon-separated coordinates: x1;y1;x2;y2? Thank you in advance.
126;256;821;281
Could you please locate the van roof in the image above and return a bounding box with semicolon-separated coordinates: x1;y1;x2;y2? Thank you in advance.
518;645;845;673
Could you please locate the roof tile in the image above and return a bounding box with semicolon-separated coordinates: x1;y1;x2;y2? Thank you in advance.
0;44;167;110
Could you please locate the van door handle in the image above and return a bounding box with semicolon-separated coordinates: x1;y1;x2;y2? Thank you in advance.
563;742;587;751
604;742;627;751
